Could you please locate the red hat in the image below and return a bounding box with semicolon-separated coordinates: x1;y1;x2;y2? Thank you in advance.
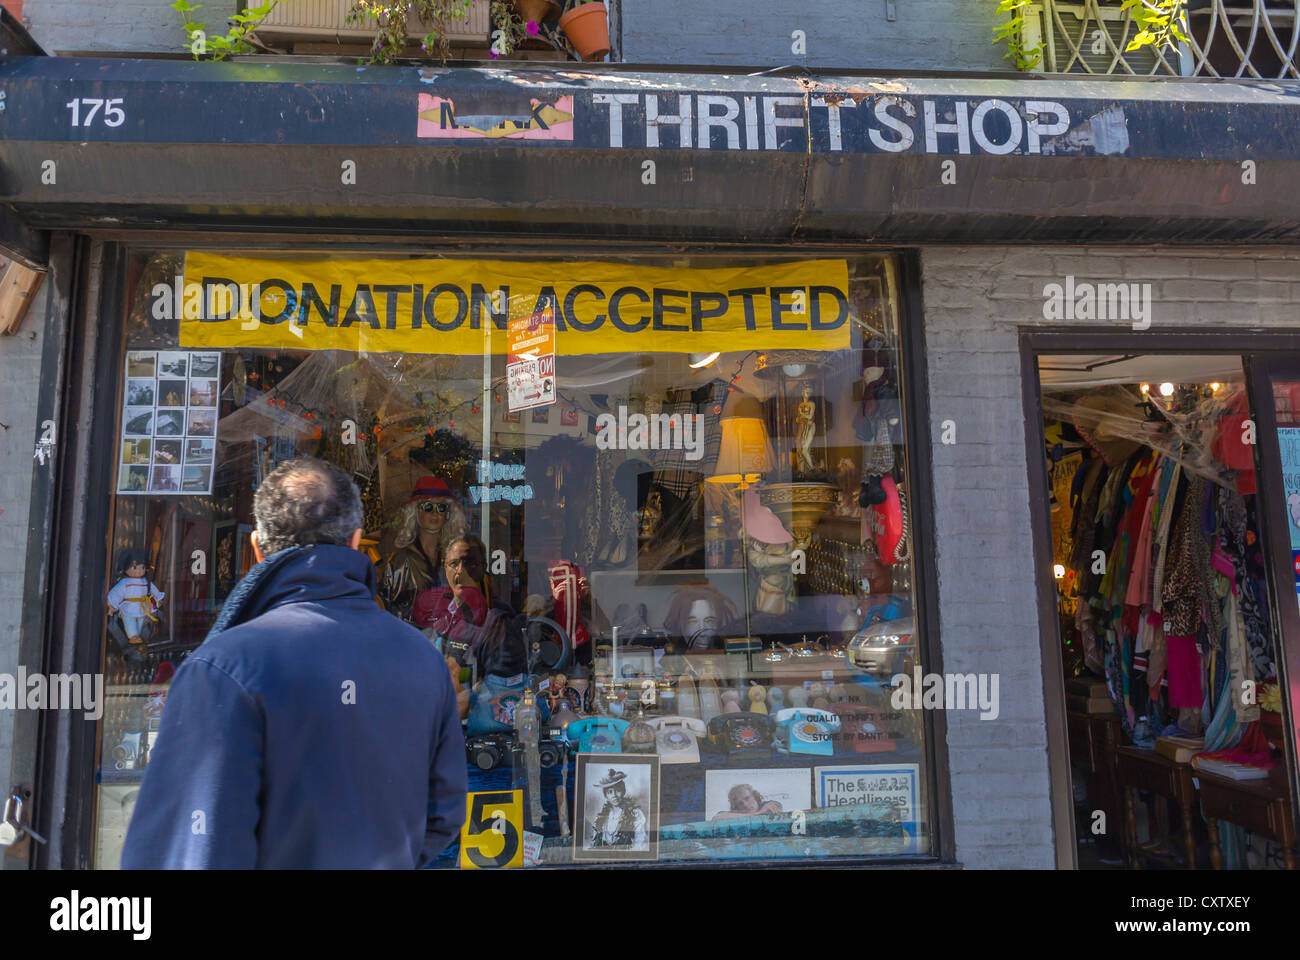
407;476;455;504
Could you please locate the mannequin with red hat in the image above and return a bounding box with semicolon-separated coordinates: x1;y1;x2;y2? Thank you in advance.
381;475;469;622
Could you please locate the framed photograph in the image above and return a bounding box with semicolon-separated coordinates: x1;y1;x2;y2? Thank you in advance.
703;768;811;822
123;407;154;437
156;379;187;407
182;465;212;493
157;351;188;379
213;520;239;602
149;466;180;493
152;439;182;466
153;409;184;437
184;438;215;465
188;379;218;408
531;406;550;424
187;409;216;437
189;353;220;379
118;464;149;493
561;406;579;426
126;351;156;379
121;438;151;465
125;378;155;407
502;408;521;424
573;753;660;863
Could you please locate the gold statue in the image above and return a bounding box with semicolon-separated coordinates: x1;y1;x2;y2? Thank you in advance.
794;385;817;474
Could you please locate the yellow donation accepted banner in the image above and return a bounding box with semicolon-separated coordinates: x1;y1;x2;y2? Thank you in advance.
178;254;852;356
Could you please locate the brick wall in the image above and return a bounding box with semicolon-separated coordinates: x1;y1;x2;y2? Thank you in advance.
22;0;236;55
921;245;1300;868
622;0;1005;71
0;280;46;805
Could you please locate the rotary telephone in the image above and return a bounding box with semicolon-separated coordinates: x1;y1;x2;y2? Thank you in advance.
565;716;630;753
773;708;842;757
646;716;706;764
707;712;774;760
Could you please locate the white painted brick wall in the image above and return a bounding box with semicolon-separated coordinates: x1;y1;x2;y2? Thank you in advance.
921;245;1300;869
23;0;236;55
0;280;46;801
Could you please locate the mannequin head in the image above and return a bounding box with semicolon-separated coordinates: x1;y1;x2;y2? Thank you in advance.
394;476;468;553
664;584;738;650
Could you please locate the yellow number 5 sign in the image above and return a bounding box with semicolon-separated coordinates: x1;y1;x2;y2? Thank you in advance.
459;790;524;869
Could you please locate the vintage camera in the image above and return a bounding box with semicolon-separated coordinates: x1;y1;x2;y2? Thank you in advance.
466;733;515;771
538;736;570;769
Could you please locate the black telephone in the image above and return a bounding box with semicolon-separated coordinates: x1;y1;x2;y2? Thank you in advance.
707;712;775;760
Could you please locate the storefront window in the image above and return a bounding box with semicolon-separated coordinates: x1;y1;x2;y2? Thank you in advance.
94;249;928;867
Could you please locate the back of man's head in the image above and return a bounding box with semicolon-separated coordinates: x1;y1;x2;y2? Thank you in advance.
253;457;363;557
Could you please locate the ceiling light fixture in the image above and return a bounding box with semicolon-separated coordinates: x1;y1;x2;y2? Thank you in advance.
689;352;721;369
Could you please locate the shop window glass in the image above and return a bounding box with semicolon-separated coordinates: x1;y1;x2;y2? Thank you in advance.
94;250;929;867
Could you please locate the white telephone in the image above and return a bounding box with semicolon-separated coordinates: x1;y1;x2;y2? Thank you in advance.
646;715;706;764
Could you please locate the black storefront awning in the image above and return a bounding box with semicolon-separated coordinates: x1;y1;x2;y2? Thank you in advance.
3;40;1300;266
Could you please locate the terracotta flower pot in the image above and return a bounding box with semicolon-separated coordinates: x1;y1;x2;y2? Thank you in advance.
514;0;559;23
559;1;609;61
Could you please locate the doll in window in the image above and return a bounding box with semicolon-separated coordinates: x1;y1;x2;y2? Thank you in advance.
106;549;164;653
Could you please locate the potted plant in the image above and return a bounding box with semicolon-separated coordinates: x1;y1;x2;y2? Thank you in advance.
513;0;560;25
348;0;476;65
490;0;532;57
558;0;608;61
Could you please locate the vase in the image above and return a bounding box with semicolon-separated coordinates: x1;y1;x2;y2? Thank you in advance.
559;1;609;61
514;0;559;23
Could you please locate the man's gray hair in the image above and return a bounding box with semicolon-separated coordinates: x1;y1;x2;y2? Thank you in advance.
252;457;364;558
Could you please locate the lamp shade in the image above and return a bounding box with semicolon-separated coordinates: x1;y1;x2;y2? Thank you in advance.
707;395;774;487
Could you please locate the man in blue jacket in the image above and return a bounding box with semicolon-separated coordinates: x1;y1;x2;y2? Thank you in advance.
122;457;467;869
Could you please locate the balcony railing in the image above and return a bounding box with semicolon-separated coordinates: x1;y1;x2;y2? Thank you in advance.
1023;0;1298;79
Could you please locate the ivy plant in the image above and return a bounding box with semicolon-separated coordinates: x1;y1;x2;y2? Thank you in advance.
173;0;280;59
994;0;1189;71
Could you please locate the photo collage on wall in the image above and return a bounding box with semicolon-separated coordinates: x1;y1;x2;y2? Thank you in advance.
117;350;220;495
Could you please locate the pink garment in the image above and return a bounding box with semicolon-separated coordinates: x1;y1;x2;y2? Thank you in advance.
1124;483;1158;608
1165;633;1202;708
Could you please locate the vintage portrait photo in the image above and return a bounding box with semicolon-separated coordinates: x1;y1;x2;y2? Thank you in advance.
126;351;156;379
157;379;187;408
187;409;216;437
153;409;185;437
149;466;180;493
125;379;155;407
184;438;215;464
189;353;220;378
157;351;188;379
573;754;659;863
704;768;811;822
123;407;154;437
188;379;218;408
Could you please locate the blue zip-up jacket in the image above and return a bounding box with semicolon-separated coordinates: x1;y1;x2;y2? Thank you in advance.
121;544;467;869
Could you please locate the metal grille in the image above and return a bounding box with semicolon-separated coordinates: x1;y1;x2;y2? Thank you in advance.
257;0;491;44
1027;0;1299;79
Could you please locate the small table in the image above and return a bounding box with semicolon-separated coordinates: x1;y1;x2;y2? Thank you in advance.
1196;769;1296;870
1115;746;1199;869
